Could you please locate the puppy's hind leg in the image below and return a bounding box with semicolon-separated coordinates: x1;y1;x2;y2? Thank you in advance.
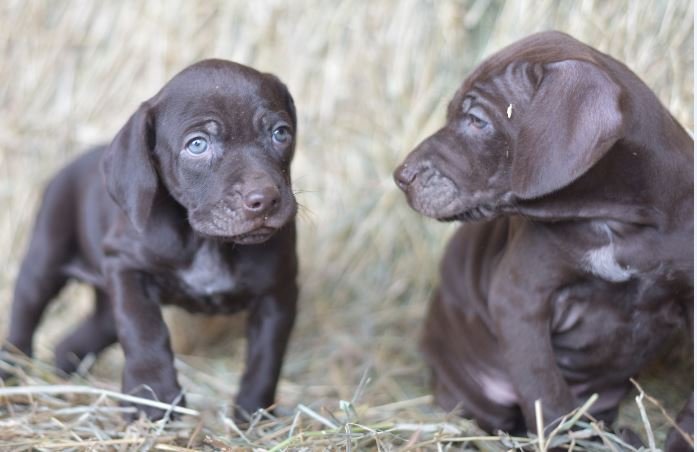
4;175;76;366
54;290;117;374
422;290;524;434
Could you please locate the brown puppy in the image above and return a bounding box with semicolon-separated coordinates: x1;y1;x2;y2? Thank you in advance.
394;31;693;448
2;59;299;420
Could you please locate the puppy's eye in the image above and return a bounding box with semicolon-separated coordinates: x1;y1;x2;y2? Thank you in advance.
467;113;488;129
272;125;292;145
186;137;209;155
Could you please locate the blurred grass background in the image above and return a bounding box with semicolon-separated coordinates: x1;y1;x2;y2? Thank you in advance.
0;0;693;449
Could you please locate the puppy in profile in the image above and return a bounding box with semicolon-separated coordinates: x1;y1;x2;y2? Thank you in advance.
395;31;692;450
2;59;299;420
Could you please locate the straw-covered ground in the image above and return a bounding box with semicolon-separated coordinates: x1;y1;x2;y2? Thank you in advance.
0;0;693;450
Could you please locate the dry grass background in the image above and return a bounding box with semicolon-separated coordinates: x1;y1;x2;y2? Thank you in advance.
0;0;693;450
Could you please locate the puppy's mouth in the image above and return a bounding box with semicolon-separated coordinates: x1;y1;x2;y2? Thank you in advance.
438;204;497;222
192;198;296;244
229;226;278;245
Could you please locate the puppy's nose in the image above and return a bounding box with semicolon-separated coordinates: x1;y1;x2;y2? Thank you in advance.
242;186;281;218
394;163;417;192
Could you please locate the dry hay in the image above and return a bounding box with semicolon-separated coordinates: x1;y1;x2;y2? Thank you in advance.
2;353;689;451
0;0;693;450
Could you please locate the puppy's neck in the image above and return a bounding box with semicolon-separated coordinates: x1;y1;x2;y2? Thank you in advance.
513;140;692;228
512;140;693;284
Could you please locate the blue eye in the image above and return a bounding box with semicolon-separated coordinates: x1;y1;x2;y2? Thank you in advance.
186;137;209;155
272;126;292;144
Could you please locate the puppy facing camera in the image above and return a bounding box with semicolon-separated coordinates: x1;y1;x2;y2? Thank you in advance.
2;59;300;421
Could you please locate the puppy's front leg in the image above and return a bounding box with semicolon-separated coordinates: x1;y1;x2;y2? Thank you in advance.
489;225;575;432
106;262;184;420
235;282;298;419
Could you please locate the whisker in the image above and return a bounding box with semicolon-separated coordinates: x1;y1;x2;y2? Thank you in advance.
295;203;315;222
292;188;318;195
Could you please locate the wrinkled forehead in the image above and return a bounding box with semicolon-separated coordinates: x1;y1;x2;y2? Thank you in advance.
447;60;540;118
153;61;292;126
447;32;599;118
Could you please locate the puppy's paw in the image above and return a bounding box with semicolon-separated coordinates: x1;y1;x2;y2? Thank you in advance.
54;349;80;376
122;378;187;422
233;393;275;424
616;426;645;448
126;395;188;422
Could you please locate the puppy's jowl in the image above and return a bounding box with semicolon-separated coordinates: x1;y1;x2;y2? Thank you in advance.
2;60;299;420
395;31;693;450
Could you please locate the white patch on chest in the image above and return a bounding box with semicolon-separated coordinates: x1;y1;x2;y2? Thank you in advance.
177;241;237;296
583;223;635;282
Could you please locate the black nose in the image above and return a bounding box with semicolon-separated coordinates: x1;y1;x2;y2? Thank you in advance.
242;186;281;218
394;163;416;191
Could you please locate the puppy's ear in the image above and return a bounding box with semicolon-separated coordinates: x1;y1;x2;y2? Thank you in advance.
511;60;624;199
102;102;158;233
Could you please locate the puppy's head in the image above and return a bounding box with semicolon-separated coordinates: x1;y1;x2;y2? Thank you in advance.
394;31;624;222
103;59;297;244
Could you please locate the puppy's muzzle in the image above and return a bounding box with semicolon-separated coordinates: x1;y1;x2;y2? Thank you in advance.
394;160;433;192
242;185;281;220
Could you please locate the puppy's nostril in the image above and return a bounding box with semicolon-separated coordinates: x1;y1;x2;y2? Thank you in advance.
394;164;416;191
243;187;281;215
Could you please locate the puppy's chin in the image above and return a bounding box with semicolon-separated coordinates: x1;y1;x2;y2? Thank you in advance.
407;194;500;223
230;227;278;245
405;183;512;223
436;204;498;222
189;201;297;244
192;224;279;245
404;192;461;221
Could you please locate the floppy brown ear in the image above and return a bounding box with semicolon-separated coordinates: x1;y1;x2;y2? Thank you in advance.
511;60;624;199
101;102;158;233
